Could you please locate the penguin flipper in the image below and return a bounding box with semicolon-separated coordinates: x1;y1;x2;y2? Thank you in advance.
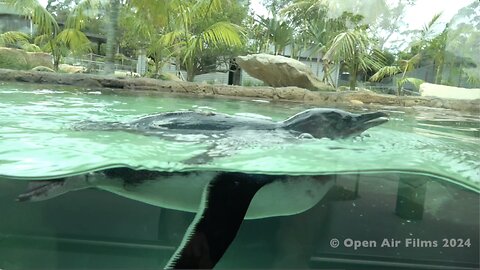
16;175;92;202
166;172;272;269
16;179;67;202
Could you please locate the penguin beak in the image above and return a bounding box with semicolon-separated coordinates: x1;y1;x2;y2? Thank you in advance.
352;111;388;133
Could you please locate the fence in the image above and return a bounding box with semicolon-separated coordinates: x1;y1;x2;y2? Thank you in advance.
63;53;137;74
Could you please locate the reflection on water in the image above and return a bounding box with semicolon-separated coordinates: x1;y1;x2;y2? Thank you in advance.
0;172;477;269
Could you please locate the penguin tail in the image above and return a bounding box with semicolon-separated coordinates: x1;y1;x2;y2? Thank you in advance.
17;175;92;202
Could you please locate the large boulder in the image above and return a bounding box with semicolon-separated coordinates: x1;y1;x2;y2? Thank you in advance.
58;64;87;73
0;47;29;70
26;52;54;69
32;66;55;72
236;53;333;91
420;83;480;100
0;47;54;70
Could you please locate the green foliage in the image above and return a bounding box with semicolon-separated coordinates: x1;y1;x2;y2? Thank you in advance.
0;48;29;69
5;0;96;70
242;80;265;87
6;0;59;35
117;0;248;78
0;31;31;48
397;77;424;91
324;29;386;90
370;66;401;82
46;0;82;21
157;0;245;81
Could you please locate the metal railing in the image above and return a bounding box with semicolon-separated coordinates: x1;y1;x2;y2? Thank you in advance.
63;53;137;74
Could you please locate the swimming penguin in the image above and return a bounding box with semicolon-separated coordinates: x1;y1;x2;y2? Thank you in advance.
75;108;388;140
75;108;388;164
16;108;389;268
17;169;335;269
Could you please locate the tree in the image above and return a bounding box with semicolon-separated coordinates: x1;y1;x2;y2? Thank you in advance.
253;15;293;55
104;0;119;74
442;1;480;86
369;13;445;95
5;0;93;70
370;54;423;95
159;0;245;81
323;28;385;90
0;31;31;49
46;0;82;22
117;0;248;78
281;1;369;84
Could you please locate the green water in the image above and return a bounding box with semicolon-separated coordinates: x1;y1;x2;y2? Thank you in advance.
0;82;478;190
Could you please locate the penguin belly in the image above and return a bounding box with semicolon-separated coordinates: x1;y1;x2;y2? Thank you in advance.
246;175;334;219
95;173;334;219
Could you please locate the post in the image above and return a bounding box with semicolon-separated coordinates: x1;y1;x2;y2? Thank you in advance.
395;176;427;220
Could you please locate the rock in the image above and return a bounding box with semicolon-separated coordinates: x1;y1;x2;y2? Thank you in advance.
349;99;364;105
32;66;55;72
0;68;478;113
159;72;182;81
114;70;140;77
0;47;29;70
0;47;53;70
26;52;53;69
58;64;87;74
236;54;334;91
420;83;480;100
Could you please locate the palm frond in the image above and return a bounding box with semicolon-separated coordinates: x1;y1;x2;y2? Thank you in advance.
5;0;58;35
66;0;103;29
0;31;30;47
400;53;421;72
160;30;185;47
370;66;401;82
199;21;244;48
22;43;42;52
129;0;169;24
56;29;92;54
323;30;368;61
34;34;50;46
397;77;424;90
191;0;223;19
358;49;386;73
422;13;442;36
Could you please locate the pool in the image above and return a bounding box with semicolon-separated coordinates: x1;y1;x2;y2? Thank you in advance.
0;82;478;269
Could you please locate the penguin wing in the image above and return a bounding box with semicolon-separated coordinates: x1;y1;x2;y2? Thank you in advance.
166;172;273;269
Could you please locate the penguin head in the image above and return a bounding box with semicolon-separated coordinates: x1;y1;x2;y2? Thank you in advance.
282;108;388;139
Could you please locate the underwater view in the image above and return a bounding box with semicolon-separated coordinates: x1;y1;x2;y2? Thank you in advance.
0;82;478;269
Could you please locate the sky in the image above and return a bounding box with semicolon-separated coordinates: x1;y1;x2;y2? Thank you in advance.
250;0;475;29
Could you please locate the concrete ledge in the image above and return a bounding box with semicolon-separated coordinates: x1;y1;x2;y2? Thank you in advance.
420;83;480;100
1;68;479;113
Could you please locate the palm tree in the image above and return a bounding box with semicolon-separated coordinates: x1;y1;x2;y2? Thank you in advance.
0;31;30;48
369;13;444;95
323;29;385;90
159;0;245;82
281;0;368;86
5;0;93;70
370;54;424;95
255;16;293;55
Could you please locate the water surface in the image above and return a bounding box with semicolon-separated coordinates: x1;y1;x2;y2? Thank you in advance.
0;82;478;190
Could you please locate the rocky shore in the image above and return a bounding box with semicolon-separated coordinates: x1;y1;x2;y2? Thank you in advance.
1;68;478;113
